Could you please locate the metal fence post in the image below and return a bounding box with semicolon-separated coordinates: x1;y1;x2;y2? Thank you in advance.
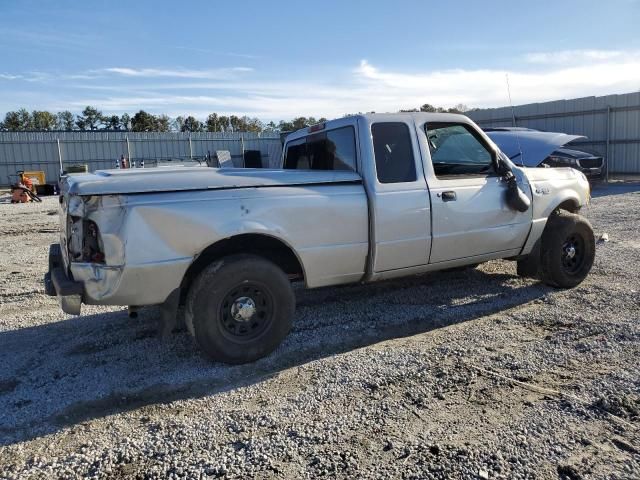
241;135;245;167
189;135;193;160
56;138;63;175
126;136;132;166
605;106;611;183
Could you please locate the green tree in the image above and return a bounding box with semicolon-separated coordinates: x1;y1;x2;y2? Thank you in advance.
31;110;57;130
404;103;470;114
292;117;308;129
448;104;469;114
2;109;31;130
131;110;158;132
243;116;263;132
218;116;230;132
206;113;223;132
104;114;121;130
17;108;32;130
120;113;131;131
264;121;278;131
155;114;171;132
76;106;103;130
181;116;203;132
276;116;329;132
173;116;185;132
277;120;294;132
56;111;75;130
229;115;245;132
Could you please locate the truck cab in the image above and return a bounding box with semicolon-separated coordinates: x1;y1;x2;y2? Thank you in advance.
282;113;552;277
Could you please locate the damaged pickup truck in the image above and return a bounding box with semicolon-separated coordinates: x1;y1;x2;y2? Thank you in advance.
45;113;595;364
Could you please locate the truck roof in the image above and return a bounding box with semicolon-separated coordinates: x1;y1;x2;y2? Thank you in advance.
284;112;473;143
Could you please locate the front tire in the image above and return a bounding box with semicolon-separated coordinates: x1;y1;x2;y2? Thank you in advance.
539;211;595;288
185;254;295;364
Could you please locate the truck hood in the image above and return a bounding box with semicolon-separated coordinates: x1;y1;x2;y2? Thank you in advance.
486;131;585;167
521;165;583;182
61;167;362;196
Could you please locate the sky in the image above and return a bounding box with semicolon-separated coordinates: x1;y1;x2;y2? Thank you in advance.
1;0;639;121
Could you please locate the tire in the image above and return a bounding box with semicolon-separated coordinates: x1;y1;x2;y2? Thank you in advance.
185;254;295;364
49;243;62;272
539;211;595;288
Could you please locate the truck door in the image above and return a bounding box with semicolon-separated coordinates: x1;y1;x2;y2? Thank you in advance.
365;120;432;272
421;122;532;264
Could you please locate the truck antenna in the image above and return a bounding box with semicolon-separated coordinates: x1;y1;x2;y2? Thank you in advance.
506;73;523;166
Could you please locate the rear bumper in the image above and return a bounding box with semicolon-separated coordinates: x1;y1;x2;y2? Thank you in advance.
45;243;83;315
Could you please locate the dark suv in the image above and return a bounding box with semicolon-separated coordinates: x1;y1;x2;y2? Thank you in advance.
484;127;605;180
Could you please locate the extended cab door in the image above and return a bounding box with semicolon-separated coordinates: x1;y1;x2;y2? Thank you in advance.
360;117;432;272
418;121;532;264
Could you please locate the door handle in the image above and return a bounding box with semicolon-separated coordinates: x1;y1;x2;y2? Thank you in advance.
441;191;457;202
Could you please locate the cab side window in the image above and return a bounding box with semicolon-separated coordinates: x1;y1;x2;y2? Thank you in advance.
425;123;494;178
284;126;356;171
372;122;417;183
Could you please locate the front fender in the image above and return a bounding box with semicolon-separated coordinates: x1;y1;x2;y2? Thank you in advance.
536;189;582;219
519;168;590;256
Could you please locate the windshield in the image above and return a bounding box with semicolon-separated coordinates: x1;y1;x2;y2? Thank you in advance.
425;122;495;177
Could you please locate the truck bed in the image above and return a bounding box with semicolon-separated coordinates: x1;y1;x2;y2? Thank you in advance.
62;167;362;196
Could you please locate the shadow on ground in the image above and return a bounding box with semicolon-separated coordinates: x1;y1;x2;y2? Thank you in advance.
591;182;640;198
0;265;551;446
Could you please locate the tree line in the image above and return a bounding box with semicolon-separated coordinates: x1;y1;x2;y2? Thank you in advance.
401;103;469;114
0;103;469;133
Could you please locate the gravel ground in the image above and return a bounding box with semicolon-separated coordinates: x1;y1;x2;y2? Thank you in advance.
0;185;638;479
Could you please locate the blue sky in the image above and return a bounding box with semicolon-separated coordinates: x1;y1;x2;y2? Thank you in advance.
1;0;639;121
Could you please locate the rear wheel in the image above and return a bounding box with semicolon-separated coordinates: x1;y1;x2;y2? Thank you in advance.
185;254;295;364
539;211;595;288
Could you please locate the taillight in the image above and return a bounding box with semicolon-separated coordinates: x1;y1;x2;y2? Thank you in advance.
83;220;105;263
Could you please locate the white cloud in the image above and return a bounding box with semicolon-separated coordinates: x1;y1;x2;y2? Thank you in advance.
23;71;52;82
99;67;253;79
0;73;22;80
524;49;627;64
345;56;640;113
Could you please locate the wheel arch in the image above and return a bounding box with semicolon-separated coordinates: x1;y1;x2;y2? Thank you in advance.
520;192;583;257
554;197;581;214
180;233;306;302
537;193;582;220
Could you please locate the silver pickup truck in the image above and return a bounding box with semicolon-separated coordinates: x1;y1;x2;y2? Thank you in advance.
45;113;595;364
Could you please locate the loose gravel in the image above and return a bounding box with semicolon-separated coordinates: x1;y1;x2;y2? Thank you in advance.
0;185;638;479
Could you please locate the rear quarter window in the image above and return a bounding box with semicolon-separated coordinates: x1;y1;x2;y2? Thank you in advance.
284;126;356;171
371;122;417;183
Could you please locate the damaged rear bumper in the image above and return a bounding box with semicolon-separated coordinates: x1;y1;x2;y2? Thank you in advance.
45;243;84;315
45;242;192;313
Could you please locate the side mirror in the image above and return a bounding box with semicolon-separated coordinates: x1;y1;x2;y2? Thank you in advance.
495;150;512;177
491;151;500;173
504;170;530;213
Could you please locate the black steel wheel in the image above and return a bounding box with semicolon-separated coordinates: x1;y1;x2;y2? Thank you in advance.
185;254;295;364
560;234;586;275
540;211;595;288
219;283;274;342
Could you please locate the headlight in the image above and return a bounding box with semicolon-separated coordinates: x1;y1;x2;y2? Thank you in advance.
547;155;578;166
